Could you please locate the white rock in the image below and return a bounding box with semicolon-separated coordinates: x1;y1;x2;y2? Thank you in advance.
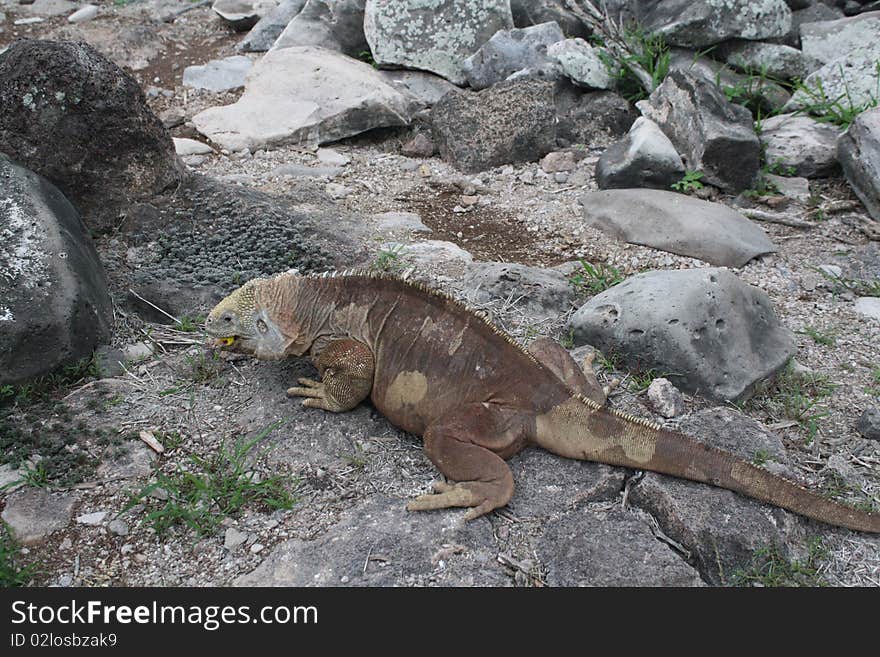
854;297;880;320
67;4;98;22
76;511;108;525
547;38;614;90
14;17;44;24
325;183;352;199
183;56;253;92
173;138;214;156
316;148;350;166
224;527;248;549
646;378;686;418
372;211;431;233
764;174;810;203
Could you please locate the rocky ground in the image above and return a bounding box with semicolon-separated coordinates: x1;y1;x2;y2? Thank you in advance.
1;1;879;587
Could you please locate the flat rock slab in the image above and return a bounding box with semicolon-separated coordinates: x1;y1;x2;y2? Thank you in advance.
567;268;796;401
578;189;776;267
838;106;880;221
507;448;624;518
432;79;557;172
539;506;705;586
628;407;810;585
364;0;514;85
234;495;507;586
182;55;252;92
1;488;79;545
192;46;415;152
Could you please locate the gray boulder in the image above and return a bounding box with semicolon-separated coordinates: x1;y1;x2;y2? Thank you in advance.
539;506;706;586
857;407;880;440
596;117;685;190
838;106;880;220
668;48;791;114
800;11;880;65
784;48;880;117
578;189;776;267
547;38;614;90
638;70;761;193
772;2;845;47
182;55;252;92
462;21;564;90
760;112;841;178
555;88;637;147
431;79;556;172
363;0;514;85
1;153;112;386
192;46;415;152
510;0;589;39
567;268;796;401
0;40;185;232
212;0;275;31
714;40;811;80
638;0;792;48
461;262;575;320
271;0;367;56
234;495;507;586
238;0;307;52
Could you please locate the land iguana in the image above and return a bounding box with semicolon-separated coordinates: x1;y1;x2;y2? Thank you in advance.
205;270;880;533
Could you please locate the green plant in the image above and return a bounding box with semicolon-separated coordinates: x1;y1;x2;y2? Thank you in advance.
627;368;662;393
0;521;37;587
747;362;836;443
599;28;670;102
765;158;796;177
743;175;780;198
20;461;50;488
559;329;575;350
184;351;225;386
124;425;296;536
719;66;789;117
568;259;624;296
671;170;705;193
176;314;205;333
731;538;828;587
797;326;836;347
792;63;880;128
752;449;771;466
371;244;407;273
356;50;378;68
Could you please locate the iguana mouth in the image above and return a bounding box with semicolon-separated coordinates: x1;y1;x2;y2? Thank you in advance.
214;337;236;347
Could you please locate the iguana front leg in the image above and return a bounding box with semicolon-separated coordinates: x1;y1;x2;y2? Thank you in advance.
407;404;530;520
287;339;374;412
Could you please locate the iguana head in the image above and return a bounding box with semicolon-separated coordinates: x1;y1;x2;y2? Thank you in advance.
205;277;292;359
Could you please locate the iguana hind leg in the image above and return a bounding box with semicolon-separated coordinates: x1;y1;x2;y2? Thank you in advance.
527;337;607;404
287;338;374;412
407;404;528;520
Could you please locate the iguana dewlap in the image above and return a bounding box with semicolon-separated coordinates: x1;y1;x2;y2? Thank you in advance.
205;271;880;532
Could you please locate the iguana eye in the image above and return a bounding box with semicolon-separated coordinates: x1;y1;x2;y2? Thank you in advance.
257;319;268;334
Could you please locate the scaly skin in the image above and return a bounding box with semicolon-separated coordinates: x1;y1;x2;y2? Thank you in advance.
205;271;880;532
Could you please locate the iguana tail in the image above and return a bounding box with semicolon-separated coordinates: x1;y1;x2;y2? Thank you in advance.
534;396;880;533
